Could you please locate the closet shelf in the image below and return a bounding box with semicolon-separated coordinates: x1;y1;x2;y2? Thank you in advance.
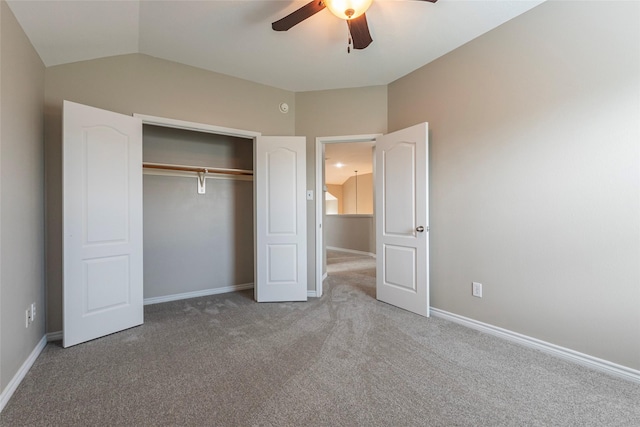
142;162;253;176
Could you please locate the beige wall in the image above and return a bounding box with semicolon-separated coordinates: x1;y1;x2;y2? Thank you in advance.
389;0;640;369
342;172;373;215
142;127;254;300
326;184;343;214
325;215;375;254
0;0;45;393
295;86;387;290
44;53;296;332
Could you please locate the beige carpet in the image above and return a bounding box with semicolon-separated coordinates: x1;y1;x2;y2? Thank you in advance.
2;250;639;426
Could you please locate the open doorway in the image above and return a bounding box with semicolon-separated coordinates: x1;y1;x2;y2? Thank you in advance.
324;142;374;215
316;124;430;316
314;134;380;297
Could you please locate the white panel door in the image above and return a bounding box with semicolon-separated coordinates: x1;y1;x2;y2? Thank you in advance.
255;136;307;302
63;100;143;347
376;123;429;316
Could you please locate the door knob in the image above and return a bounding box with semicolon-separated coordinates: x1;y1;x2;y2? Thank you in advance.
416;226;425;233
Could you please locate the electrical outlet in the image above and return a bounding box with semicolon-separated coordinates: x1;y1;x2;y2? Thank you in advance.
31;303;36;321
472;282;483;298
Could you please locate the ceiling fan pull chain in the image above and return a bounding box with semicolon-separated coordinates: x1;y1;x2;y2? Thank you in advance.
347;21;352;54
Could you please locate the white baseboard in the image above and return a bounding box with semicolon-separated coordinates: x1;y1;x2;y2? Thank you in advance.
430;308;640;384
322;272;328;281
0;335;47;413
144;283;254;305
307;291;317;298
326;246;376;258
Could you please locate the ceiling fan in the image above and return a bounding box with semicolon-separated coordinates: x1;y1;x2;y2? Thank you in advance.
272;0;438;52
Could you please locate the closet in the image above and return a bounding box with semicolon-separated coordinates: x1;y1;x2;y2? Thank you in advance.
141;124;255;304
62;101;307;348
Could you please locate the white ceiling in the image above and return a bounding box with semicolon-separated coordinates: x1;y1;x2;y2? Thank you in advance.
7;0;545;92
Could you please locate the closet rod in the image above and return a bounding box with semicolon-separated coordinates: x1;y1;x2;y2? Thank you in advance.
142;162;253;176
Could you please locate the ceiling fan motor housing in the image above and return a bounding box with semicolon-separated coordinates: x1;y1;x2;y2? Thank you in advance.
324;0;373;20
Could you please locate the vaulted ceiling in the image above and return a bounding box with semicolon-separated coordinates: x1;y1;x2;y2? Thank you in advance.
7;0;545;92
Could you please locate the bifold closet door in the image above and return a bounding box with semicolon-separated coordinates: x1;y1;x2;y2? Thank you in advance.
63;101;144;347
255;136;307;302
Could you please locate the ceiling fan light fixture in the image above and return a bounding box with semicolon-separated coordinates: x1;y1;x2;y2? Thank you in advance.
324;0;373;20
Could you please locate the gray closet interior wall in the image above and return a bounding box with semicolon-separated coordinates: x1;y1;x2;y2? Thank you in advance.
142;125;254;300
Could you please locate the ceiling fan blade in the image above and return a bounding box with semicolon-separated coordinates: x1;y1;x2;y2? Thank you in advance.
348;13;373;50
272;1;326;31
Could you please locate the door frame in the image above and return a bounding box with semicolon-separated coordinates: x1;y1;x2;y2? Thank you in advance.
314;134;381;297
134;114;261;139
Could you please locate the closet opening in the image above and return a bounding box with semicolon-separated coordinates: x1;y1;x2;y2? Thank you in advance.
141;123;256;305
